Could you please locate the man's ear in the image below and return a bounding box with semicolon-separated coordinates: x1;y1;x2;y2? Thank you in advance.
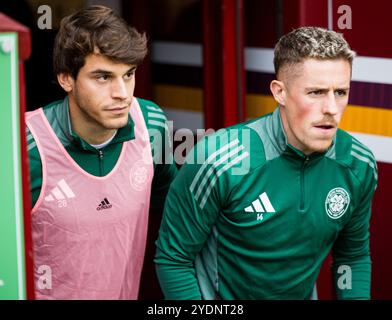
57;73;74;93
270;80;286;106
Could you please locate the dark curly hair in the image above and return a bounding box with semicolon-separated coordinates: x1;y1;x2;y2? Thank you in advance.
53;5;147;79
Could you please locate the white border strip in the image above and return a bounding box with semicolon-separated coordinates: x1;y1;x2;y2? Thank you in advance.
245;48;275;73
0;34;24;300
328;0;333;30
152;41;202;67
351;56;392;85
245;48;392;85
349;132;392;164
152;41;392;85
10;35;24;300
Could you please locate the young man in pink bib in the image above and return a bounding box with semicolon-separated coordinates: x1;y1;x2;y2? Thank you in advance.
25;5;177;299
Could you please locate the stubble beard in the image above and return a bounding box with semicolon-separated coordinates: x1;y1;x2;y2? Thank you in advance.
72;88;129;131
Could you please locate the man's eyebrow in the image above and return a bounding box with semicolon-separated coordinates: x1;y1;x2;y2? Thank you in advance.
305;87;350;91
89;69;113;76
127;66;137;72
305;87;329;91
88;66;137;76
124;66;137;75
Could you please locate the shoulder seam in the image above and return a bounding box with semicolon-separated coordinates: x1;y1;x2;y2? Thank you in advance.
350;150;378;181
336;132;378;182
190;138;250;209
26;125;37;152
349;138;378;181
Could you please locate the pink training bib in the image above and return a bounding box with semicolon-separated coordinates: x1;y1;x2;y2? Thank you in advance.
26;99;153;299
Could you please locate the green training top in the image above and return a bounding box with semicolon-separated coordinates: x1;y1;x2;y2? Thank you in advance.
155;107;378;300
26;97;177;212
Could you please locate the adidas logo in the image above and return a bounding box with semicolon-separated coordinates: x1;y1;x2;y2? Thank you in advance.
244;192;275;221
44;179;75;207
96;198;112;211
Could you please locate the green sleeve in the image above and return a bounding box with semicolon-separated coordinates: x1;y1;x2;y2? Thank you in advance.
149;109;178;213
26;126;42;208
332;165;378;300
154;137;223;299
137;98;178;213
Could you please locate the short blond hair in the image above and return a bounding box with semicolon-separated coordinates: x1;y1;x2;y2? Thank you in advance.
274;26;355;78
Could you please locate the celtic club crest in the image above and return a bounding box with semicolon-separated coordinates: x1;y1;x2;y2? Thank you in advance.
130;160;151;191
325;187;350;219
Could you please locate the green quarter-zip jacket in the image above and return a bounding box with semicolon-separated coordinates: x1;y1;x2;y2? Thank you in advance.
155;107;378;300
26;97;177;212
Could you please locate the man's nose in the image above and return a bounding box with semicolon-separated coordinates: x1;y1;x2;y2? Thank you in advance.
322;92;339;115
111;79;128;100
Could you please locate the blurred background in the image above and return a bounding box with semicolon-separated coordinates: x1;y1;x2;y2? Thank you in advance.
1;0;391;299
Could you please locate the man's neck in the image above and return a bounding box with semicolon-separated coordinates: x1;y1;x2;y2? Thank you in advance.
90;130;118;149
78;126;117;145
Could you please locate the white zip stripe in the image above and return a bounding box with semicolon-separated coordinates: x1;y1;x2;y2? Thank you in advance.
352;137;373;151
352;146;377;165
148;119;167;129
26;127;31;139
147;105;163;113
190;139;239;193
58;179;75;198
26;127;35;148
26;132;34;143
194;145;245;200
148;112;166;120
252;199;265;212
351;151;378;180
352;143;376;163
259;192;275;213
27;141;36;151
199;152;249;209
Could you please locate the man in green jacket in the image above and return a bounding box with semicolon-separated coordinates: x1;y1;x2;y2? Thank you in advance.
26;6;176;299
155;27;378;299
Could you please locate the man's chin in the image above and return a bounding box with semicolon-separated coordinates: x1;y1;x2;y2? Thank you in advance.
104;118;129;130
309;140;334;154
